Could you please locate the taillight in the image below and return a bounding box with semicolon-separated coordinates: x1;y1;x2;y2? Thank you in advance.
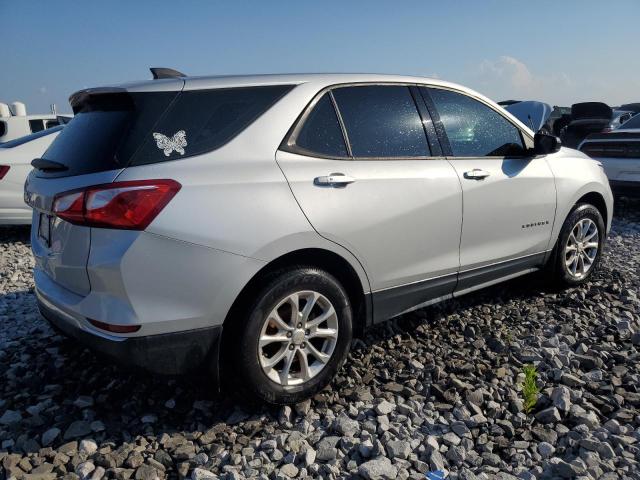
0;165;9;180
53;179;181;230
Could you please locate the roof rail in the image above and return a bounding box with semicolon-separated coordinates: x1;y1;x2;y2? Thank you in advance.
150;67;187;80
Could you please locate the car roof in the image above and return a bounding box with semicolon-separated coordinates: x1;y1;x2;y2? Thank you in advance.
70;73;534;137
99;73;473;95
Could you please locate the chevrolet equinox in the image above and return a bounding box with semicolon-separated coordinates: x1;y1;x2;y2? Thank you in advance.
26;70;613;404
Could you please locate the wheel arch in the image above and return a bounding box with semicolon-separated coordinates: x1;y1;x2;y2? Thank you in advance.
575;191;608;228
221;248;371;343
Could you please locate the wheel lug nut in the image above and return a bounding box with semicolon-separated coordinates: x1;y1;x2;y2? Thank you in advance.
287;332;292;338
301;342;306;348
297;323;302;328
305;329;310;335
289;344;295;350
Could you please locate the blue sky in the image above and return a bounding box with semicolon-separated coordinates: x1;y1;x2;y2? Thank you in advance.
2;1;638;114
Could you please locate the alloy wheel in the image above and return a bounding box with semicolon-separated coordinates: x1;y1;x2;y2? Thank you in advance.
258;290;339;386
564;218;599;279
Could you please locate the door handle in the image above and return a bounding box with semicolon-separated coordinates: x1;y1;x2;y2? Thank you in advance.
463;169;490;180
314;173;356;187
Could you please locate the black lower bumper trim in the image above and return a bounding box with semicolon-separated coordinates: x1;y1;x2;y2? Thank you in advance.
38;298;222;377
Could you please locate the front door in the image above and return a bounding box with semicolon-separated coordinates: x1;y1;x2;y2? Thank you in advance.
277;85;462;320
423;87;556;292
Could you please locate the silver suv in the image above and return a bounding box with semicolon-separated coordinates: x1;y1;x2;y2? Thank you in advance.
26;71;613;404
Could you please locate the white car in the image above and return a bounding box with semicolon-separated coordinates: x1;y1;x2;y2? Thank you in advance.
0;126;62;224
579;113;640;198
0;102;68;144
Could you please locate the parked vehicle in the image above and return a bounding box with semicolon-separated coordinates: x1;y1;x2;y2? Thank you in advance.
504;101;552;133
561;102;612;148
607;110;635;131
26;71;613;404
0;126;63;224
0;102;69;143
580;113;640;198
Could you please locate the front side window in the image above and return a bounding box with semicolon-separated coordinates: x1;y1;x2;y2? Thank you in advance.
332;85;430;158
426;88;526;157
293;93;348;157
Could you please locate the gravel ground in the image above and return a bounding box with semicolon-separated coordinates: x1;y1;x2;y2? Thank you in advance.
1;200;639;480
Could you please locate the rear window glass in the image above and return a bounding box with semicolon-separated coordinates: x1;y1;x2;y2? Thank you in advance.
0;125;63;148
332;85;430;158
39;85;293;177
132;85;293;166
0;121;5;138
293;93;348;157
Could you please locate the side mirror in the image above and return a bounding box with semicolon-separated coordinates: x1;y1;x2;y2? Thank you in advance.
534;131;562;155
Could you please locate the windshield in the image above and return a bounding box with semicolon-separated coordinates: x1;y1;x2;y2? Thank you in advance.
0;125;63;148
617;113;640;130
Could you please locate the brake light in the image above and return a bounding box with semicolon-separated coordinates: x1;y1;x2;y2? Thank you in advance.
53;179;181;230
0;165;9;180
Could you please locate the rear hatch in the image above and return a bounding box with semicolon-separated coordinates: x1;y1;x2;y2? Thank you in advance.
26;83;183;295
26;79;295;296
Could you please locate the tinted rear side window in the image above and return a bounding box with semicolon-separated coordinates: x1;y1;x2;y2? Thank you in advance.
332;86;429;158
293;93;348;157
132;85;293;166
426;88;525;157
39;85;292;177
0;121;5;138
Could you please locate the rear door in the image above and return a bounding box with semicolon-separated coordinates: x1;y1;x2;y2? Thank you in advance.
277;84;462;321
422;87;556;292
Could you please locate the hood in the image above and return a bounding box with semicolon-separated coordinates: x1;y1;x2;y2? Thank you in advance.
505;101;552;132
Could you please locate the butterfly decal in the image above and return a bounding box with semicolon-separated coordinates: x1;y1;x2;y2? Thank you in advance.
152;130;187;157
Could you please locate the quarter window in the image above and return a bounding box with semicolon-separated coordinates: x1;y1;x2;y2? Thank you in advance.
332;86;430;158
294;93;348;157
426;88;526;157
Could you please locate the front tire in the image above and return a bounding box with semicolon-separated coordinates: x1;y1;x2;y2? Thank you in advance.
230;267;352;405
549;203;605;286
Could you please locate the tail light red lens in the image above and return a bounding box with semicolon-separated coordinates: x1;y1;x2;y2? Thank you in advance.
53;179;181;230
0;165;10;180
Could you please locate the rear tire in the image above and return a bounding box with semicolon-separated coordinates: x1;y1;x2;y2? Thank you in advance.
548;203;605;286
229;267;352;405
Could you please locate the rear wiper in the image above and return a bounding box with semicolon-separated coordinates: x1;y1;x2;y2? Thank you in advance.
31;158;68;172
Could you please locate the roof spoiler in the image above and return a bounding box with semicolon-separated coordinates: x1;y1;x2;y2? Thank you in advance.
150;67;187;80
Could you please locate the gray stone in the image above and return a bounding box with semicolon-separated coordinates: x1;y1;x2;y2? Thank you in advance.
41;427;61;447
375;400;395;416
386;440;411;459
535;406;561;424
358;457;398;480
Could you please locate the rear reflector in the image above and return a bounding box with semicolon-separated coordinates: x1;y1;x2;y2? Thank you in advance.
53;179;181;230
88;319;141;334
0;165;9;180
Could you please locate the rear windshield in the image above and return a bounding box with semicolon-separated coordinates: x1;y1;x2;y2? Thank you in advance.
39;85;293;177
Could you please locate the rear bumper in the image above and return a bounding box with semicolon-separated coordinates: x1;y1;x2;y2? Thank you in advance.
610;180;640;198
37;292;222;377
